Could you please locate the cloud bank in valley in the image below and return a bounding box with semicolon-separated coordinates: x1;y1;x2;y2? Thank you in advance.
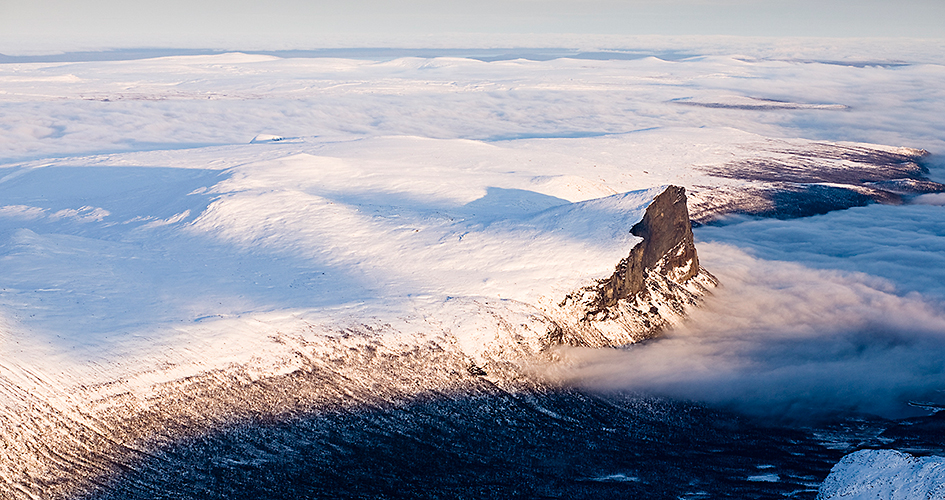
698;203;945;300
550;205;945;421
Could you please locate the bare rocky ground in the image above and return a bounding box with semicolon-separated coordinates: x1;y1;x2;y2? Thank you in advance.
77;384;945;500
688;143;945;224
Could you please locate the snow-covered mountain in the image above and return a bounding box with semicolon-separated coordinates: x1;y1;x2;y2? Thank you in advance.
1;49;943;498
0;136;720;498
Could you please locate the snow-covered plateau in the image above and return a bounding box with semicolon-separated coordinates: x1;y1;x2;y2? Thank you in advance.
1;47;944;498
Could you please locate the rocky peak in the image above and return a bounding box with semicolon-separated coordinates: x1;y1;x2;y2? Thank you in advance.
557;185;716;347
595;185;700;309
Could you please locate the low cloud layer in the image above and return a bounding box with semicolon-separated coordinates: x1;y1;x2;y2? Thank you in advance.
548;223;945;421
698;203;945;300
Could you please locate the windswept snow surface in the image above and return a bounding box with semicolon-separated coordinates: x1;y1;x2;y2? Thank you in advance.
1;45;945;498
0;136;678;498
2;51;945;160
818;450;945;500
0;140;665;378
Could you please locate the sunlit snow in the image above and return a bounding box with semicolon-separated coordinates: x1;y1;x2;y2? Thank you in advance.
1;43;944;498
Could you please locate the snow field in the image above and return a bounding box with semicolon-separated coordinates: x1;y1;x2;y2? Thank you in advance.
2;47;945;497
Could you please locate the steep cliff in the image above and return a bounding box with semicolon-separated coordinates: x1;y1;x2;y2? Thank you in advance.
594;185;700;308
557;186;716;347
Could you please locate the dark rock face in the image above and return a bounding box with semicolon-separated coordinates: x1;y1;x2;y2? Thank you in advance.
558;186;715;346
595;186;699;310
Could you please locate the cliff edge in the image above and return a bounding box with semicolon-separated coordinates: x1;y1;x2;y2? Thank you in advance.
557;186;716;347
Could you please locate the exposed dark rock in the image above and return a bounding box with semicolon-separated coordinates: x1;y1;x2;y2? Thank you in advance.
689;144;945;224
466;364;487;376
79;388;854;500
558;186;716;347
756;183;876;219
702;144;931;185
672;98;848;110
594;186;699;310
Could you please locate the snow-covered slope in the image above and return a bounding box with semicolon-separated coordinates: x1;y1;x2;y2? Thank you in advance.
1;50;943;498
2;131;932;499
0;135;716;498
818;450;945;500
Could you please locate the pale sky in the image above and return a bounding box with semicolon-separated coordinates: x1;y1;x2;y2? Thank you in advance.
1;0;943;53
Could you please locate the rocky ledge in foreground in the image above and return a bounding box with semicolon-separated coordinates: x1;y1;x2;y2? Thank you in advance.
556;186;717;347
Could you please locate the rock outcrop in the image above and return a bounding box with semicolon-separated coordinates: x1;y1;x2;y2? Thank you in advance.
593;185;700;309
689;143;945;223
557;186;717;347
